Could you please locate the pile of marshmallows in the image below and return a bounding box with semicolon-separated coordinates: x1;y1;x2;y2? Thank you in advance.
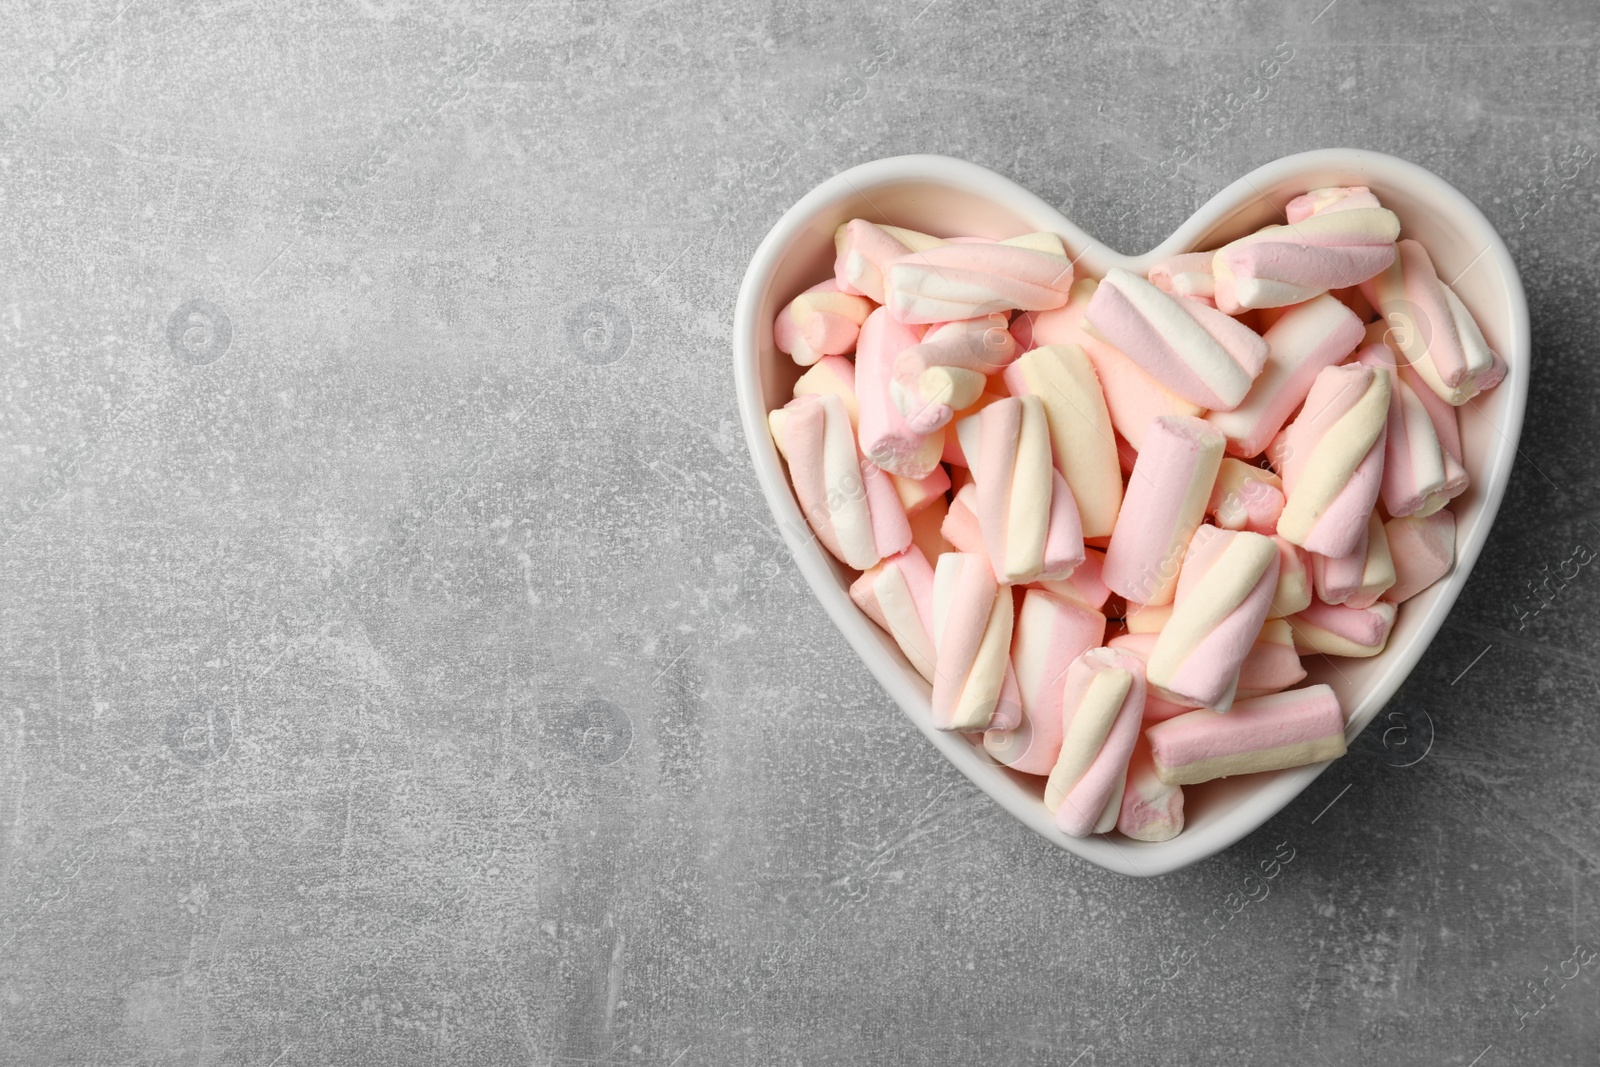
767;186;1505;842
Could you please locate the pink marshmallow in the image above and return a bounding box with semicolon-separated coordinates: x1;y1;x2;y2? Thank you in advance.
930;553;1017;731
1083;268;1269;410
1146;526;1280;710
1102;415;1225;606
1147;684;1347;785
856;307;946;479
773;279;875;366
850;546;938;683
1044;647;1147;837
1277;363;1390;558
1212;191;1400;313
884;233;1075;324
769;393;911;571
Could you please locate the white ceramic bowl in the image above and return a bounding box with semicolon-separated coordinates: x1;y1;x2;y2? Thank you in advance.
732;151;1529;876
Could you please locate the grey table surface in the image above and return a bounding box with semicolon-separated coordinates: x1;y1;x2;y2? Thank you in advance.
2;0;1597;1064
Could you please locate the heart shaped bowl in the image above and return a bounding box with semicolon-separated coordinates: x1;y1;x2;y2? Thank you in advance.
732;150;1529;876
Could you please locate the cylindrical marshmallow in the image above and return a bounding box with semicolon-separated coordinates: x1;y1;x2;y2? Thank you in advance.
849;547;937;683
833;220;944;303
855;307;946;478
984;589;1106;775
1044;647;1147;837
1357;343;1465;517
931;553;1016;731
774;280;874;366
1146;526;1280;711
891;314;1019;433
884;232;1075;324
1102;415;1225;606
1207;293;1365;458
1002;343;1124;539
1146;684;1348;785
1277;363;1390;558
1287;599;1396;658
1360;238;1508;405
1211;190;1400;313
956;396;1085;584
1083;268;1269;410
769;393;911;571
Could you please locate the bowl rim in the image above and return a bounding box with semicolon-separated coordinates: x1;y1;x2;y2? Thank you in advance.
732;150;1530;876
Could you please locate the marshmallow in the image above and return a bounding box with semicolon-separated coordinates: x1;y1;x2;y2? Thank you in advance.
792;354;860;425
1356;239;1504;406
773;280;875;366
850;547;937;682
1269;535;1314;618
884;232;1075;324
1287;599;1396;658
957;396;1086;584
1146;526;1280;711
856;308;946;479
1285;185;1385;223
1208;458;1285;533
1117;739;1185;842
1044;647;1147;837
1277;363;1391;558
1207;293;1366;459
891;314;1019;432
1147;684;1348;786
984;589;1107;775
1356;343;1466;517
1211;189;1400;313
1366;322;1472;508
833;220;944;303
1083;268;1269;410
891;467;950;518
1018;279;1202;448
1361;238;1508;405
1312;510;1395;609
1103;416;1225;606
1147;252;1216;306
769;393;911;570
1030;546;1111;612
931;553;1017;731
1383;511;1456;603
1002;344;1123;539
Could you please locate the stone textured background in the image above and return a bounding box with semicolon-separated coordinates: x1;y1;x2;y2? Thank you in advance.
2;0;1597;1063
